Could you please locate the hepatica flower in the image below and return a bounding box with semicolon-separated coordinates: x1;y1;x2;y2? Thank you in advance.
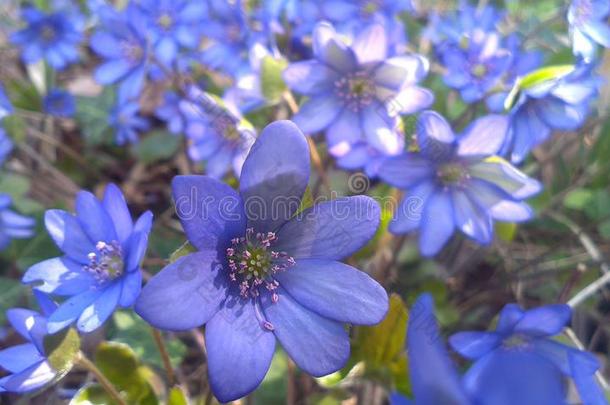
0;295;58;393
109;102;150;145
379;111;541;256
0;85;13;121
284;22;432;162
155;92;185;135
43;88;75;118
135;121;388;402
10;7;83;70
502;65;599;164
450;303;608;405
0;194;35;251
568;0;610;61
179;87;255;179
23;184;153;333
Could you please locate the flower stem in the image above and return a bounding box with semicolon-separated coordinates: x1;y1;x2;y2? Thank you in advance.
151;327;177;386
76;352;127;405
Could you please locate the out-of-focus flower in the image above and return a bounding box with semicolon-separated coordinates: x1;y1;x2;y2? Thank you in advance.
501;65;599;163
90;4;149;103
0;194;35;251
43;89;75;118
0;294;58;393
155;91;186;135
0;129;13;166
23;184;153;333
439;31;511;103
568;0;610;61
224;43;270;113
379;111;540;256
136;121;388;403
284;22;432;167
10;7;84;70
450;303;608;405
391;294;471;405
137;0;206;65
109;102;150;145
179;87;255;179
0;85;13;121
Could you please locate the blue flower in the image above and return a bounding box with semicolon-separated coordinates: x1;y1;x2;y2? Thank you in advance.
379;111;541;256
391;294;471;405
155;91;186;135
109;102;150;145
137;0;206;65
501;65;599;163
0;293;58;393
22;184;153;333
43;88;75;118
425;2;503;45
0;129;14;166
0;85;13;121
284;22;432;163
568;0;610;61
90;4;149;103
0;194;35;251
10;7;83;70
135;121;388;402
179;87;255;179
450;303;608;405
439;31;512;103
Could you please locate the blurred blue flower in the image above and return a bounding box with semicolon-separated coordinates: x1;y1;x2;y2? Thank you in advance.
43;89;75;118
501;65;599;163
10;7;84;70
391;293;471;405
284;22;432;164
450;303;608;405
23;184;153;333
155;92;185;135
0;129;13;166
425;2;503;45
136;121;388;402
0;194;35;251
90;4;149;103
179;86;255;179
568;0;610;61
0;294;58;393
379;111;541;256
439;31;511;103
223;43;271;113
109;102;150;145
137;0;206;65
0;85;13;121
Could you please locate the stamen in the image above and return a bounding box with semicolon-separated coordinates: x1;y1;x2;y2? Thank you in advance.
84;240;125;284
334;71;375;112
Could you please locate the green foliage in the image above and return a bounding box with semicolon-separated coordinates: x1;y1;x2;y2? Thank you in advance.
167;387;189;405
495;222;517;242
168;241;197;263
261;56;288;104
0;278;27;323
132;130;181;164
75;88;115;146
71;384;116;405
254;350;288;404
44;328;81;382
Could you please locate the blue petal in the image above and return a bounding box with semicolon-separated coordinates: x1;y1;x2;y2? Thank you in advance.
75;191;117;244
388;86;434;115
47;289;103;334
535;97;587;131
6;308;46;342
416;111;456;161
125;231;148;273
419;190;455;257
452;190;493;245
239;120;310;233
118;269;142;307
1;360;55;393
44;210;95;263
102;183;133;243
467;157;542;200
275;259;388;325
466;180;534;223
449;332;501;360
133;210;153;235
76;281;122;333
312;22;357;73
495;304;525;335
378;153;435;189
534;339;599;376
262;287;350;377
582;20;610;48
205;299;276;403
172;175;245;252
569;350;608;405
283;60;337;95
89;32;122;58
135;251;227;331
23;257;94;296
292;95;343;134
362;103;402;154
513;305;571;337
0;344;42;373
457;115;508;156
374;55;428;90
389;182;435;234
352;24;387;64
275;196;380;261
94;59;132;85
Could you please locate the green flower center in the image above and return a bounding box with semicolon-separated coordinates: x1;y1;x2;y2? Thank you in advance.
472;64;488;78
438;163;467;185
158;14;174;30
84;241;125;283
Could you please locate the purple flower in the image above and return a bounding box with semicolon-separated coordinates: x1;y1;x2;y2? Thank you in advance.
109;102;150;145
135;121;388;402
501;65;599;163
23;184;153;333
568;0;610;61
450;303;607;405
391;294;471;405
284;22;432;163
0;85;13;121
379;111;541;256
90;4;149;103
43;88;75;118
10;7;83;70
179;87;255;179
425;2;503;45
137;0;206;65
0;194;35;251
155;91;186;135
223;43;271;113
0;293;58;393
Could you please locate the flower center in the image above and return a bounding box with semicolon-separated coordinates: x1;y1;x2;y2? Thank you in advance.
157;13;174;30
361;0;382;15
437;163;468;185
84;241;125;283
40;25;57;42
226;228;295;302
503;334;532;351
472;63;488;78
334;71;375;112
121;41;144;64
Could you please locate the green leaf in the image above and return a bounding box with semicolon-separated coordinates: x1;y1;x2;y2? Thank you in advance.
495;222;517;242
168;387;189;405
132;130;181;164
5;79;42;111
2;115;27;143
260;56;288;104
564;188;594;211
44;328;81;379
70;384;116;405
169;241;196;263
75;88;115;146
598;220;610;240
94;342;159;405
519;65;574;89
254;350;287;404
0;278;27;323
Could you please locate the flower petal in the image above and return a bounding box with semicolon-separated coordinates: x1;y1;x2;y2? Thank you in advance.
47;289;104;334
292;96;343;134
75;191;117;245
313;23;357;73
452;190;493;244
416;111;456;161
378;153;435;189
118;269;142;307
44;210;95;263
102;183;133;243
23;257;94;296
457;115;509;156
419;190;455;256
514;304;571;337
468;157;542;200
0;344;43;373
1;360;55;393
449;332;502;360
352;24;387;64
76;281;123;333
389;182;436;234
283;60;337;96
